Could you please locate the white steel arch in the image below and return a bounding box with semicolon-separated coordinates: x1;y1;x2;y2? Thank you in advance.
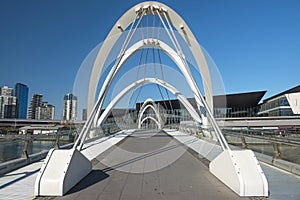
35;2;268;197
138;98;156;112
82;1;229;152
140;116;160;129
93;38;205;124
138;104;161;129
88;1;213;116
137;99;162;129
96;77;202;128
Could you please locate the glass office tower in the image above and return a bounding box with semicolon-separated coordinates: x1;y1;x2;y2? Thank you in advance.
15;83;29;119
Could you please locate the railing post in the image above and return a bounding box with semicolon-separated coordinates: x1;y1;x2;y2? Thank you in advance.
272;142;281;159
22;137;30;159
54;133;60;149
240;135;248;149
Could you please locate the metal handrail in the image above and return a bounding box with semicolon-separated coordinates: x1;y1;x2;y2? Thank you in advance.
223;129;300;146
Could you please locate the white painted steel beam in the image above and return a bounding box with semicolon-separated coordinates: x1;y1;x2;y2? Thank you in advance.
96;78;202;127
88;1;213;116
70;2;268;198
140;116;161;129
210;150;268;197
137;98;162;129
93;39;205;126
34;149;91;196
137;104;162;129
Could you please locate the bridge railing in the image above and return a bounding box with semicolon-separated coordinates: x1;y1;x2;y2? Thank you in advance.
164;121;220;143
0;130;79;175
165;121;300;176
222;128;300;175
0;120;125;175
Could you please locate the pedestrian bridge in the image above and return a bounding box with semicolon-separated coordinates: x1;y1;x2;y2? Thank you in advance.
5;1;295;199
35;129;265;200
1;1;300;199
33;1;270;198
2;127;300;200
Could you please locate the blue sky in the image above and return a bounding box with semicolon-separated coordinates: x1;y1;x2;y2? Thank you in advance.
0;0;300;119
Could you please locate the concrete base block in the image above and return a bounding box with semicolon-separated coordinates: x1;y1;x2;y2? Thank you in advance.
210;150;268;197
35;148;92;196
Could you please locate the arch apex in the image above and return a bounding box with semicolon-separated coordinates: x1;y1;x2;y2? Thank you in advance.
87;1;214;116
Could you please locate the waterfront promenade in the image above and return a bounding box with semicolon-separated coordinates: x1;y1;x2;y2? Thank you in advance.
1;129;300;200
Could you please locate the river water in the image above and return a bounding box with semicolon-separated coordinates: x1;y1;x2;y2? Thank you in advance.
0;141;60;163
1;136;300;166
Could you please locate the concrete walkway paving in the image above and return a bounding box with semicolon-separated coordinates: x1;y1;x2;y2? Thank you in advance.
2;129;300;200
40;130;247;200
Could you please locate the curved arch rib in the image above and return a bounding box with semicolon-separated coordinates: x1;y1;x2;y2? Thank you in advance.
93;38;205;124
140;116;160;129
88;1;213;116
96;77;202;128
137;103;162;129
137;98;156;115
137;98;162;129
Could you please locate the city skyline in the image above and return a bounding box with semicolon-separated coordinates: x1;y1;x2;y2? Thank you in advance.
0;82;77;120
0;0;300;119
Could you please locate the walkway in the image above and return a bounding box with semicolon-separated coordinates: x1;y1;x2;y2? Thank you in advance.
37;130;246;200
2;129;300;199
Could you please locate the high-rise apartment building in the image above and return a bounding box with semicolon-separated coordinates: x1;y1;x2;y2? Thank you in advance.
15;83;29;119
82;108;87;121
0;85;17;118
63;94;77;121
28;94;56;120
27;94;43;119
35;102;55;120
0;85;14;96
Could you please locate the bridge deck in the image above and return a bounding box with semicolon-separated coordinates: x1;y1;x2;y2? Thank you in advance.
39;130;245;200
2;129;300;199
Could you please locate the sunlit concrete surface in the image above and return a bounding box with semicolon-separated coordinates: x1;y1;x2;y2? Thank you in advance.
0;160;42;200
35;130;246;200
1;130;300;199
261;163;300;200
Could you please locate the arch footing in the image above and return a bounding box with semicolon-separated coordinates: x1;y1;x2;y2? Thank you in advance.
34;148;92;196
209;149;268;197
